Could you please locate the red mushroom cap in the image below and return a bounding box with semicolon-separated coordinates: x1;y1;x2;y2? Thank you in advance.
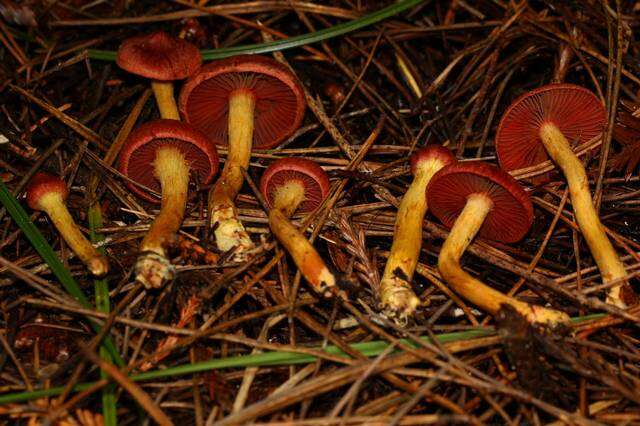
118;119;219;203
427;162;533;243
495;84;606;173
260;158;330;213
410;145;456;175
116;31;202;81
179;55;306;149
25;172;68;210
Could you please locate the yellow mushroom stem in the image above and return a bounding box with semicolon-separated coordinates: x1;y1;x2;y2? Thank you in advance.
36;192;109;277
208;89;255;260
268;181;335;298
540;123;629;308
438;193;570;326
136;146;190;288
379;157;448;320
151;81;180;120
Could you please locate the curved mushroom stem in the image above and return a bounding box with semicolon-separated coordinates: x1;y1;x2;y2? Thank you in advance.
37;193;109;277
268;181;336;297
540;124;632;307
136;146;190;288
151;81;180;120
438;193;570;327
380;158;447;322
208;89;255;260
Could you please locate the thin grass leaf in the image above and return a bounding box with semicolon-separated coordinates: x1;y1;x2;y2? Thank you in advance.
0;314;604;405
89;203;118;426
0;181;124;366
87;0;423;61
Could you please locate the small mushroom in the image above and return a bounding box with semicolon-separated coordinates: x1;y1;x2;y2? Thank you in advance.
259;158;335;297
496;84;635;307
180;55;306;261
379;145;456;322
323;82;346;107
118;119;219;288
26;172;108;277
427;162;569;327
117;31;201;120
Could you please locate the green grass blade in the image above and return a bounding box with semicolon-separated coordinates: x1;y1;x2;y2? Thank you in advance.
0;181;123;366
88;0;423;61
89;203;118;426
0;314;606;405
134;329;495;381
0;327;491;404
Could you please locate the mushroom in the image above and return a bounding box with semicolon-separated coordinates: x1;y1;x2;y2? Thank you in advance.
379;145;456;321
427;162;570;327
259;158;335;297
118;119;219;288
26;172;109;277
117;31;201;120
180;55;306;261
495;84;635;307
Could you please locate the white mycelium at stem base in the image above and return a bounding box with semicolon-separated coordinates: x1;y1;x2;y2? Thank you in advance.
268;180;335;297
136;146;190;288
209;89;255;260
379;157;448;321
36;193;109;277
539;123;628;308
152;81;180;120
438;193;570;326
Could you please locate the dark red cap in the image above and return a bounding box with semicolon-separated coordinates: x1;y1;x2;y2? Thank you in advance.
410;145;456;175
427;162;533;243
179;55;306;149
118;119;219;203
116;31;202;81
25;172;68;210
260;158;330;213
495;84;606;173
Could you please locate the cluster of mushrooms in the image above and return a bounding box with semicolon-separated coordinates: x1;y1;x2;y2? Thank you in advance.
25;31;636;329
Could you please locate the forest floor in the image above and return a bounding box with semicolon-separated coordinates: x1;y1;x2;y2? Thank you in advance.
0;1;639;425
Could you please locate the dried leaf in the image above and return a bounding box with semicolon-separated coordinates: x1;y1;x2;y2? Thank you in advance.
0;1;36;27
